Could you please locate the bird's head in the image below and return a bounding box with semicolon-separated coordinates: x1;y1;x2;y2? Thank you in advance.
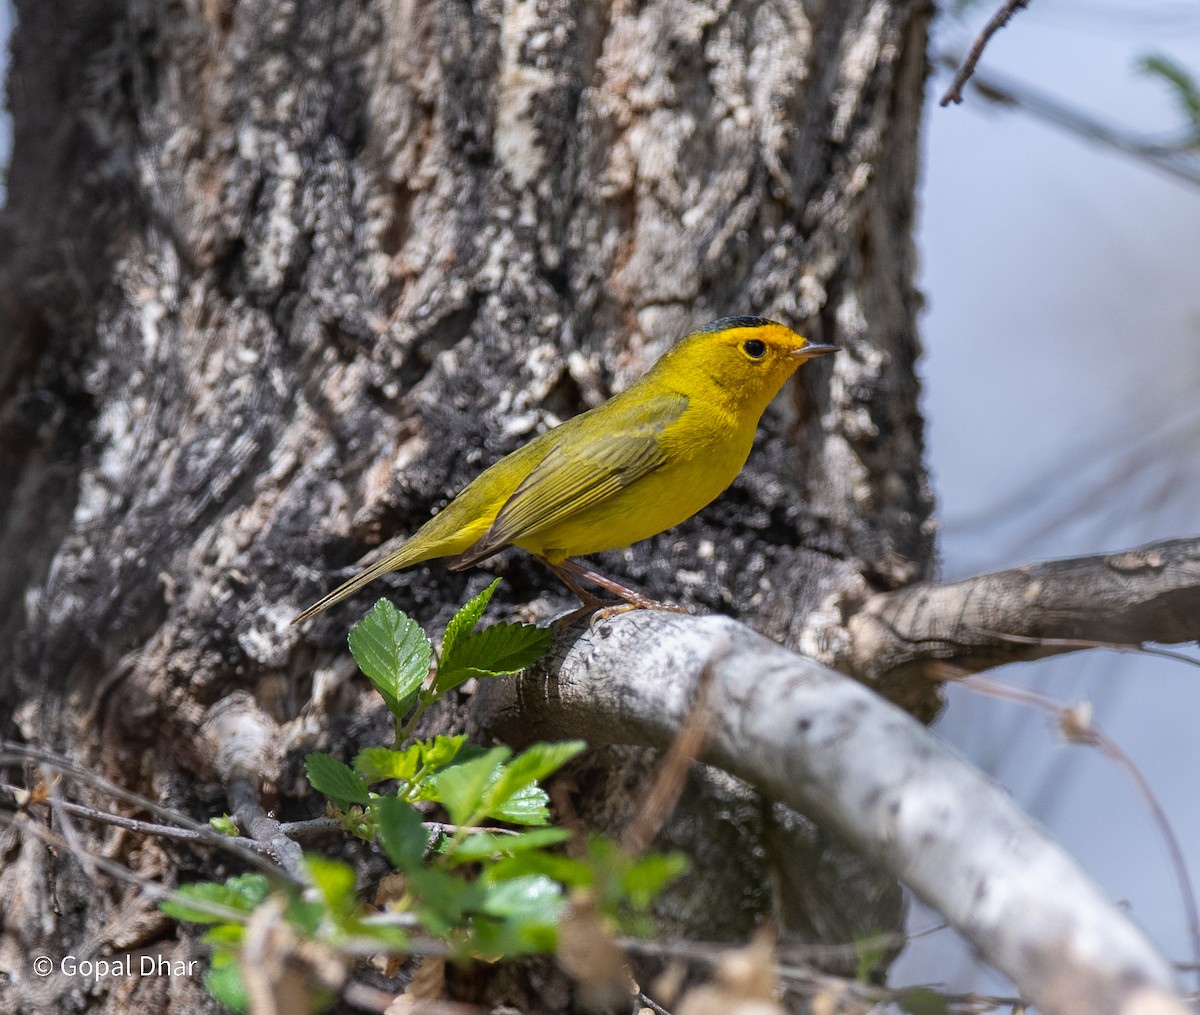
659;316;837;412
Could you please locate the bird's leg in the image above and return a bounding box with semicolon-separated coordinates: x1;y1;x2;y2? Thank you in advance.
537;558;615;628
542;557;687;620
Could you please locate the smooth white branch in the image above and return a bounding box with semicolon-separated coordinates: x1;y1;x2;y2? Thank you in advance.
474;611;1184;1015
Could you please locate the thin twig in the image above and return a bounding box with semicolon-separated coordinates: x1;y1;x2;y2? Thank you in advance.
962;671;1200;990
936;55;1200;188
623;645;723;854
0;742;278;874
618;934;1024;1011
965;628;1200;671
940;0;1032;106
2;781;279;853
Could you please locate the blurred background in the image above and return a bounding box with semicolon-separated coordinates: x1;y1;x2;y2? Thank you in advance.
2;0;1198;999
903;0;1200;994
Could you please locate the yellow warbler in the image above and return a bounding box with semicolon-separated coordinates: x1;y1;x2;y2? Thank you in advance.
294;317;836;622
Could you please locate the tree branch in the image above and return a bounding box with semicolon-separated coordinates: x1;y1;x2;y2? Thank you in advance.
939;0;1032;106
844;535;1200;682
472;611;1183;1015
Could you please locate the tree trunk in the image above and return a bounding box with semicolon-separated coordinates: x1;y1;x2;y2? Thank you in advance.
2;0;937;1011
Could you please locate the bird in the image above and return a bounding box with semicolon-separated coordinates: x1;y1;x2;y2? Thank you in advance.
293;316;837;624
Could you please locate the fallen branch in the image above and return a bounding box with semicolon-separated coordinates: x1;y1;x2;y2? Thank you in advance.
472;611;1184;1015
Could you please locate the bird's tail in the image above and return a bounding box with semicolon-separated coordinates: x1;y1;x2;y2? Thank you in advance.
291;543;428;625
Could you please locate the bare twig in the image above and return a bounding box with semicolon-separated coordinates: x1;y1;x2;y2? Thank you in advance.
960;672;1200;992
623;643;723;854
229;777;307;880
940;0;1032;106
0;742;277;874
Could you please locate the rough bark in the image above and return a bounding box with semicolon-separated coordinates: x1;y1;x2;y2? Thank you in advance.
842;534;1200;683
0;0;938;1011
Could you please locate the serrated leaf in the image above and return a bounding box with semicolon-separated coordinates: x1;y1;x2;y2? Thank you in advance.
477;740;586;825
436;621;552;693
450;827;571;862
485;781;551;826
306;752;372;804
440;578;502;661
348;599;433;719
355;744;422;783
421;734;468;771
426;746;511;827
493;741;586;798
374;796;429;871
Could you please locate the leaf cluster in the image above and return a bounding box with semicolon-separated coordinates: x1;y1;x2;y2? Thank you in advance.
164;581;686;1011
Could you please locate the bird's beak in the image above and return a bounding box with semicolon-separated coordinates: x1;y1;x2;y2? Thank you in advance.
790;342;839;360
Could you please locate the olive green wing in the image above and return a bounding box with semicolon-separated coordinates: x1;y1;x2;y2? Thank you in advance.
452;390;687;568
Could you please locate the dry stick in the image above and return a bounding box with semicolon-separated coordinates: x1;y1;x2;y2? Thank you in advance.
958;670;1200;993
940;0;1032;106
0;742;278;874
622;643;723;855
620;935;1025;1012
0;807;254;927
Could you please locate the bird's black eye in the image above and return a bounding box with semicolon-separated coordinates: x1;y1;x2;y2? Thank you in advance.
742;339;767;359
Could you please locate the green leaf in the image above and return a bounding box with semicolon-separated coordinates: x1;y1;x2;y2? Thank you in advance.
426;746;511;826
440;577;502;660
450;827;571;862
896;986;951;1015
436;622;553;693
470;875;564;957
355;735;468;785
160;874;270;923
485;781;551;826
407;867;482;932
421;734;468;771
620;852;690;910
478;740;587;825
374;796;429;871
348;599;433;719
305;855;359;925
201;923;246;949
205;955;249;1014
355;744;423;784
477;874;562;921
492;741;586;799
209;813;239;836
488;850;593;888
1138;54;1200;131
577;836;688;926
305;753;372;805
